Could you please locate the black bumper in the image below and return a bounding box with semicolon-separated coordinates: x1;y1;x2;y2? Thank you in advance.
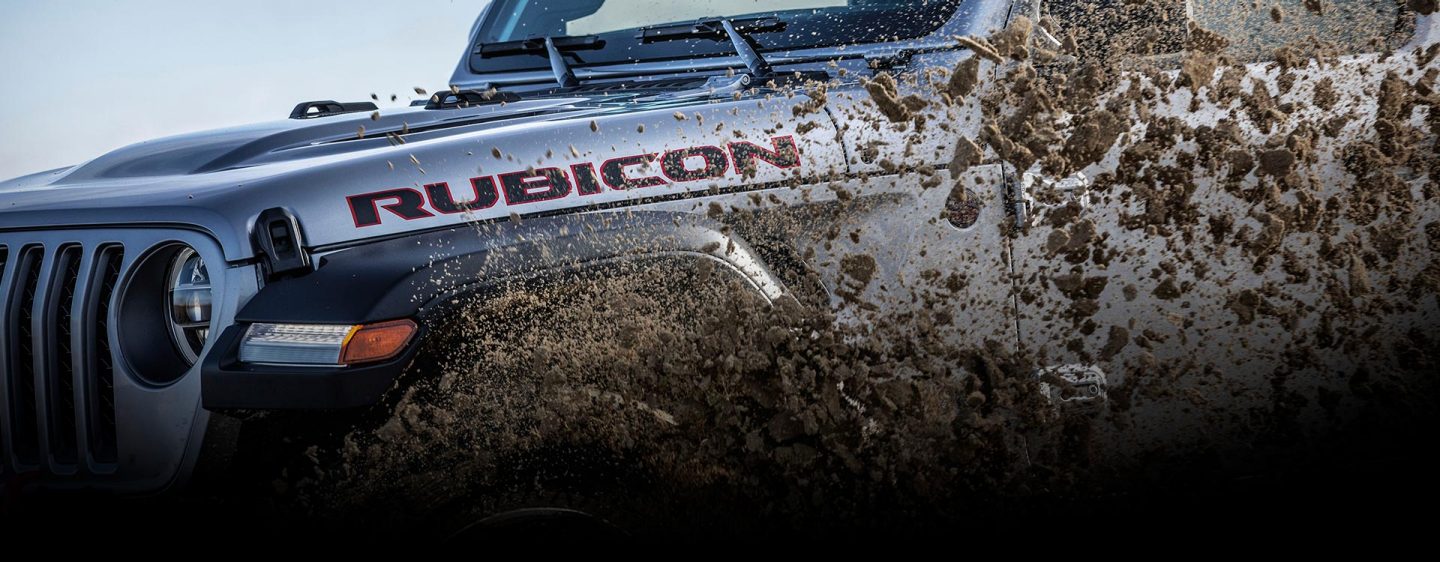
200;324;423;410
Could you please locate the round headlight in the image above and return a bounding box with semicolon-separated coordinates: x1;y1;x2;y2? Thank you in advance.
166;247;211;363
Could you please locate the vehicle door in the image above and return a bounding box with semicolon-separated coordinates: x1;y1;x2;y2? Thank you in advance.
816;43;1023;366
1006;0;1437;460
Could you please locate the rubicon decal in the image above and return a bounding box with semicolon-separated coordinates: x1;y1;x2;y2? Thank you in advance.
348;136;801;227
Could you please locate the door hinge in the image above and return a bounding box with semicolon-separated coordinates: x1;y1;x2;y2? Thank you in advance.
1005;169;1090;230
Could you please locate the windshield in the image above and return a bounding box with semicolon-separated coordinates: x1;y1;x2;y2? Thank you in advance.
470;0;963;74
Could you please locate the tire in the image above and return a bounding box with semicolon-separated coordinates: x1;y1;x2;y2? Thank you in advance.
448;508;627;543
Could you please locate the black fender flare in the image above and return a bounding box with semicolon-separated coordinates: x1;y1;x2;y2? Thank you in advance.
201;211;786;410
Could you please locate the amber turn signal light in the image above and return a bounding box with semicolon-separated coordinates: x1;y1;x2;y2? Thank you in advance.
341;319;417;365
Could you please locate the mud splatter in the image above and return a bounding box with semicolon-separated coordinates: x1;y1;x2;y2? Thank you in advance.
863;72;929;126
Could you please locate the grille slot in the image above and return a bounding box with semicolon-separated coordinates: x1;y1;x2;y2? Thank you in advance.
8;246;43;466
48;246;82;465
88;246;122;465
1;242;127;472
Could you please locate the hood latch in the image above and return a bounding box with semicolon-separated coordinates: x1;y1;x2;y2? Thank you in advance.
254;207;311;280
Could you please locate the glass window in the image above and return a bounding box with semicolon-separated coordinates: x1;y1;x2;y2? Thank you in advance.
471;0;964;74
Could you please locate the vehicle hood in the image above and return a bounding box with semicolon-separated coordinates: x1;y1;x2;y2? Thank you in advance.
0;87;847;262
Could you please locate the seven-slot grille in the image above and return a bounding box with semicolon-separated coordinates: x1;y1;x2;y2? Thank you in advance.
1;242;123;475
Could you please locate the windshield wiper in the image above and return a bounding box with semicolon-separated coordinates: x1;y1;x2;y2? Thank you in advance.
475;34;605;88
636;16;786;79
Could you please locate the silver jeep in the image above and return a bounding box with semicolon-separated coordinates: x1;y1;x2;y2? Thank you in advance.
0;0;1435;512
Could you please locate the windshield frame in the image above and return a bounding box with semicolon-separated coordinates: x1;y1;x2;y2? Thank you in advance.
456;0;979;85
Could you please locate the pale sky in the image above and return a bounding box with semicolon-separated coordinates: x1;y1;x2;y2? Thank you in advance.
0;0;492;181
